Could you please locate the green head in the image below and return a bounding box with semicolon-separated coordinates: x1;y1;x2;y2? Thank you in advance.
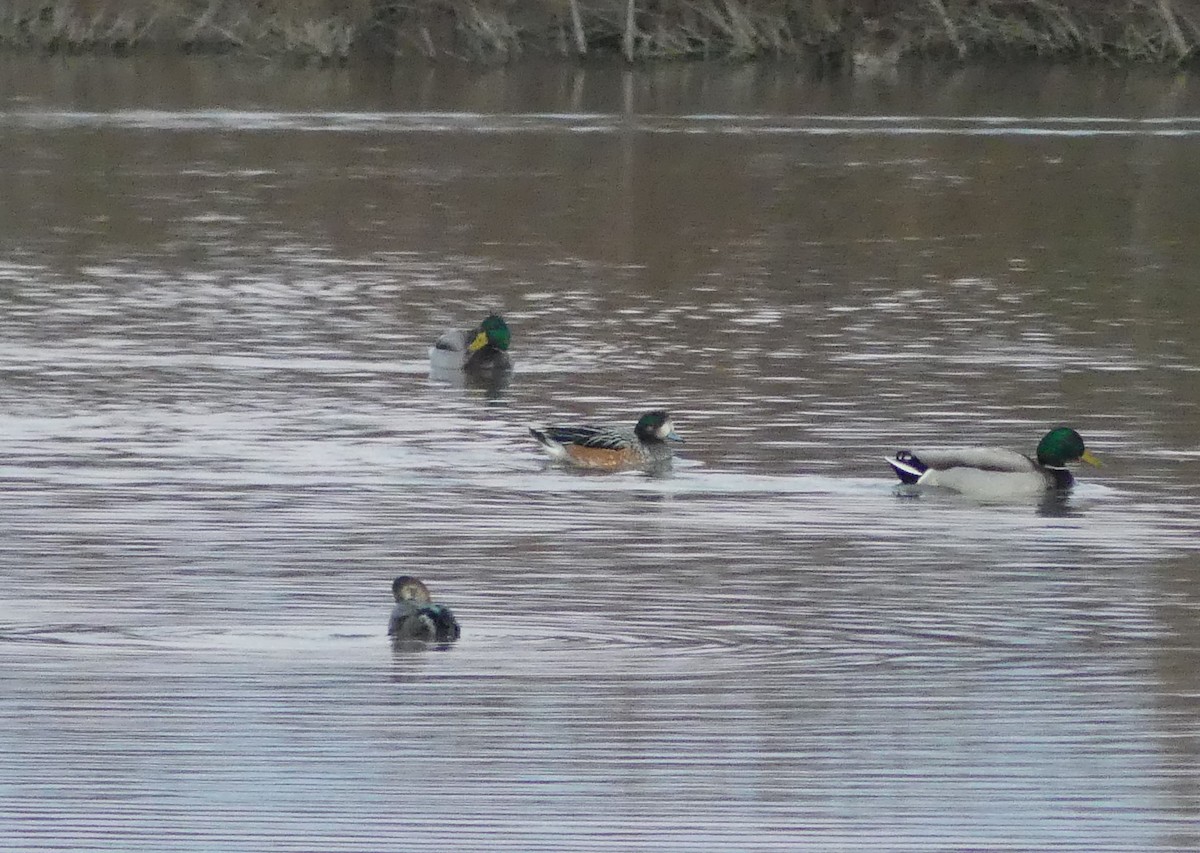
468;314;510;353
1036;427;1100;468
392;575;432;604
634;410;683;443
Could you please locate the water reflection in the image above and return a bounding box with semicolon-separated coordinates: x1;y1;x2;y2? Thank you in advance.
429;363;511;398
0;56;1198;852
1036;489;1078;518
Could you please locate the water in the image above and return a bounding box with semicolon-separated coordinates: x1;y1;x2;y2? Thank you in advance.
1;57;1199;851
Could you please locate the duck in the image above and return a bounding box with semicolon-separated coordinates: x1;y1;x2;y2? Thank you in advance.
429;314;511;373
885;426;1101;497
529;410;683;470
388;576;460;643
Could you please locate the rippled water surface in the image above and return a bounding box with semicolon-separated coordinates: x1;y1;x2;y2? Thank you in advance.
2;58;1199;851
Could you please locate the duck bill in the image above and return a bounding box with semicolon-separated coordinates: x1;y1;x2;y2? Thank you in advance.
666;431;684;443
1080;449;1102;468
467;331;489;353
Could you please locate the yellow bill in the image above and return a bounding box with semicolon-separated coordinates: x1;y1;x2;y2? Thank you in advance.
1081;449;1102;467
467;331;489;353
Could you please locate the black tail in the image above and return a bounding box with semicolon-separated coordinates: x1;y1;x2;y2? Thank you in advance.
887;451;927;484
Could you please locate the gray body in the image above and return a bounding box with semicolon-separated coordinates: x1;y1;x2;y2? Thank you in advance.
895;446;1067;498
388;601;460;643
429;328;511;372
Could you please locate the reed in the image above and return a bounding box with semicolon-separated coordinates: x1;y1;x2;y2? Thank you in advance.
0;0;1196;65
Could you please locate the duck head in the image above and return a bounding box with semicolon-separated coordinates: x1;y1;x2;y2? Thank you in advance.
392;575;433;604
634;410;683;444
1036;427;1101;469
468;314;510;353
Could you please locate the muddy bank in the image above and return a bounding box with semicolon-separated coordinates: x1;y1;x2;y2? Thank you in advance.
1;1;1196;66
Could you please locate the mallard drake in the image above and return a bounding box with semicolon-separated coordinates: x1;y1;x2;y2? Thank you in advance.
885;426;1101;497
529;410;683;470
429;314;511;373
388;576;460;643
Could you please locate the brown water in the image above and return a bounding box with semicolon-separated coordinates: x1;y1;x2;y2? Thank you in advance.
2;56;1199;851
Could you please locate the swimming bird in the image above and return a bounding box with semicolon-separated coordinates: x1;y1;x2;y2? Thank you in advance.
388;576;460;643
885;426;1101;497
529;410;683;470
429;314;511;373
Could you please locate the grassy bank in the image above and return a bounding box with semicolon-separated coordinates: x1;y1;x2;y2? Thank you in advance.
1;1;1197;66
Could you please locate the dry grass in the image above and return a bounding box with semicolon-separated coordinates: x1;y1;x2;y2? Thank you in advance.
948;0;1199;63
0;0;1197;65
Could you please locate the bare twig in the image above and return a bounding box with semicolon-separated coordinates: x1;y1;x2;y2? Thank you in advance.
568;0;586;56
925;0;965;58
623;0;635;62
1157;0;1191;59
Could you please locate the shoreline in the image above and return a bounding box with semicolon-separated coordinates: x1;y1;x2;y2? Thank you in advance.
1;1;1196;68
